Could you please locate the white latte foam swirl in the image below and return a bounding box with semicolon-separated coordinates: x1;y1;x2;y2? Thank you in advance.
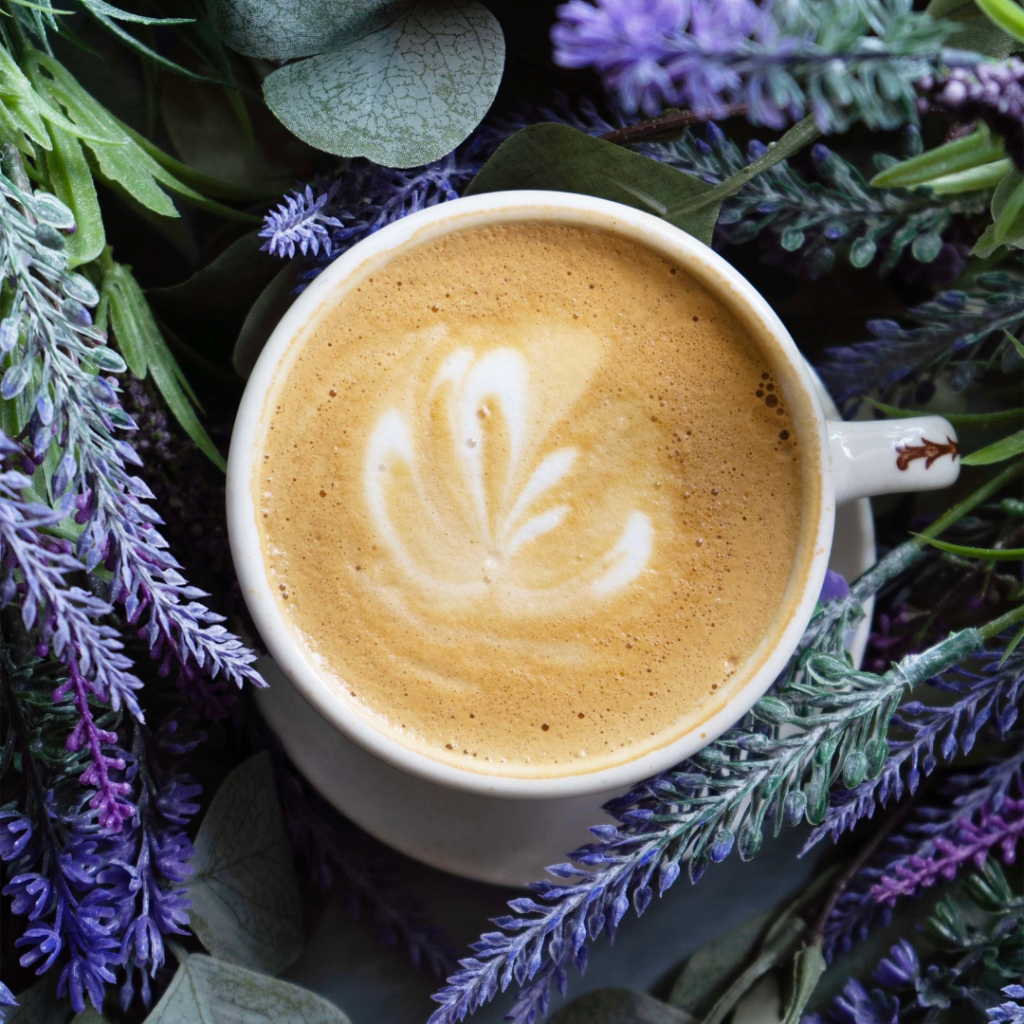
363;346;653;611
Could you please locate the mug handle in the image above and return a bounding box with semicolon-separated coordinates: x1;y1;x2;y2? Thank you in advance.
828;415;961;505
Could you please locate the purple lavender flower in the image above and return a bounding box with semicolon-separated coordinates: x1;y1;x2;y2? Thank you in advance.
0;982;15;1023
917;59;1024;171
260;141;494;287
819;753;1022;961
0;170;264;720
820;569;851;604
989;985;1024;1024
552;0;954;132
805;643;1022;856
259;181;347;259
0;438;137;829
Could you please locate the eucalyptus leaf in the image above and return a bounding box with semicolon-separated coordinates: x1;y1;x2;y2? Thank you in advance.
960;429;1024;466
549;990;695;1024
208;0;413;60
187;752;305;974
466;124;720;245
8;977;72;1024
262;0;504;167
143;954;351;1024
669;912;771;1015
926;0;1024;56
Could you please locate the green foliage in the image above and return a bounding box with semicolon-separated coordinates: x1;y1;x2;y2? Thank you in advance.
144;953;352;1024
186;753;305;975
973;165;1024;255
912;534;1024;559
960;428;1024;465
974;0;1024;43
465;124;721;245
209;0;505;167
96;256;226;471
549;991;691;1024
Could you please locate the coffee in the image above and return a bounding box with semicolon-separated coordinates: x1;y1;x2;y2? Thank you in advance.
255;222;808;778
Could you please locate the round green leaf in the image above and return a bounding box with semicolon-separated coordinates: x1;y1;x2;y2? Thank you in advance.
207;0;413;60
263;0;505;167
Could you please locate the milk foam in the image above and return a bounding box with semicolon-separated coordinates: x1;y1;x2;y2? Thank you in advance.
364;344;653;610
256;222;809;778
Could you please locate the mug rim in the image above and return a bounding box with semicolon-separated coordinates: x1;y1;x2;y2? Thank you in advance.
227;190;836;799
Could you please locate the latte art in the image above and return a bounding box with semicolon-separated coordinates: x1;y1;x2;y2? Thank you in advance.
364;344;654;610
257;222;812;778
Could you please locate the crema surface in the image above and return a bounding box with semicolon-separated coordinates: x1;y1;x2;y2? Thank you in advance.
256;223;806;777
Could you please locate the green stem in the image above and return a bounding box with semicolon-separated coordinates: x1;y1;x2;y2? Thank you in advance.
980;603;1024;640
851;461;1024;603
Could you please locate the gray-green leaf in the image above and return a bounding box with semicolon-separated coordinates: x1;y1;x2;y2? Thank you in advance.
465;124;720;245
143;954;351;1024
669;913;771;1015
208;0;413;59
549;990;695;1024
187;752;305;974
7;978;71;1024
263;0;504;167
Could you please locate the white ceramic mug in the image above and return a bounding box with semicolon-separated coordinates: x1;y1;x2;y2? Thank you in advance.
227;192;960;884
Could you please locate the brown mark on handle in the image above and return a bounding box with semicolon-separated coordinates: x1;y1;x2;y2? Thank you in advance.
895;436;960;471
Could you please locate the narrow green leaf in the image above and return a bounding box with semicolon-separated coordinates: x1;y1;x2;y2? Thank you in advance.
960;428;1024;465
187;752;304;972
79;0;192;25
207;0;413;60
669;913;771;1014
88;139;180;217
863;396;1024;427
43;125;105;267
1005;329;1024;359
144;954;352;1024
87;11;225;84
262;0;505;167
104;263;226;470
991;170;1024;242
927;0;1024;57
779;945;826;1024
466;124;721;245
121;122;278;201
912;534;1024;560
871;128;1006;188
973;0;1024;43
999;623;1024;665
926;157;1011;194
667;116;821;218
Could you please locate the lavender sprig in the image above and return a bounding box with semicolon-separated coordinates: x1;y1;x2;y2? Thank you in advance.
552;0;962;133
819;270;1023;410
821;754;1023;961
809;862;1024;1024
805;644;1023;853
428;604;1019;1023
0;437;136;829
260;139;494;285
0;982;15;1023
0;163;263;702
988;985;1024;1024
1;654;122;1013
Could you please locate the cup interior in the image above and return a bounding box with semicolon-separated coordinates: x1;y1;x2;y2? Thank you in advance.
227;191;834;798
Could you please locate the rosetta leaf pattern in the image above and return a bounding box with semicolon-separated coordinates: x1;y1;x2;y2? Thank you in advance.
262;0;505;167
